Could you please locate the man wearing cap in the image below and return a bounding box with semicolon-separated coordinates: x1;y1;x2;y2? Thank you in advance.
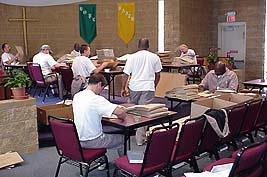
33;44;67;83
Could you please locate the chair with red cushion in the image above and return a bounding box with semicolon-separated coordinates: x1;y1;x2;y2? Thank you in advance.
59;66;73;102
171;116;205;173
196;117;221;160
238;99;262;143
254;99;267;136
203;140;267;177
27;62;59;102
48;115;110;177
219;104;248;150
114;123;179;177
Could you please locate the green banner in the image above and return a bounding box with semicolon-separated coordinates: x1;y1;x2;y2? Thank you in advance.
79;4;96;43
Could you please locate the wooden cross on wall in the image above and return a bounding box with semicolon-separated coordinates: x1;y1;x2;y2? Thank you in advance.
8;7;39;56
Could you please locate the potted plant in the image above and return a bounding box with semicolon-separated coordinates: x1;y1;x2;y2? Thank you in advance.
206;48;219;70
4;69;31;99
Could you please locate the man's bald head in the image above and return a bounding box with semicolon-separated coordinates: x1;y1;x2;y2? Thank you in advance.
214;61;226;76
138;38;149;50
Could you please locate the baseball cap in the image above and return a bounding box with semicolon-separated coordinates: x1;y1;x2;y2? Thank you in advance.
40;44;53;54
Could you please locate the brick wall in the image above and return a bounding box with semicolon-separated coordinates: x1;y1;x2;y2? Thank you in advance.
0;1;266;80
211;0;265;80
0;98;38;154
0;1;158;59
165;0;213;56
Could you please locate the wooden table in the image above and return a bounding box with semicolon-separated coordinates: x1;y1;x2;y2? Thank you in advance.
162;63;200;83
4;64;27;71
101;68;124;101
102;111;178;154
243;79;267;93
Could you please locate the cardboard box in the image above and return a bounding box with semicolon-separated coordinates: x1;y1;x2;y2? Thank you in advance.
191;97;237;118
155;72;187;98
216;93;253;104
37;104;74;125
0;152;24;169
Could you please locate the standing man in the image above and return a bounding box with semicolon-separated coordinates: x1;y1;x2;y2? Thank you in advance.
73;73;126;157
199;61;238;93
1;43;19;66
121;38;162;146
71;44;108;97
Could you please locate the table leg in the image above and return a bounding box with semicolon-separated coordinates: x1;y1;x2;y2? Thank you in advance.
123;130;130;155
112;75;115;100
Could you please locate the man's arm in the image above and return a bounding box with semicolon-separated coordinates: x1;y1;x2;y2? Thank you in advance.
93;62;109;73
121;74;129;97
3;53;19;65
154;72;160;89
228;72;239;91
113;106;126;120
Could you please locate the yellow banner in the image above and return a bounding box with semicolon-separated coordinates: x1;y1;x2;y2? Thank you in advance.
118;2;135;45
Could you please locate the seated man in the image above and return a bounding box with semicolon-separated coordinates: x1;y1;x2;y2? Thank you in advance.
70;43;81;57
73;73;126;157
1;43;19;66
33;44;67;83
178;44;197;64
199;61;238;93
71;44;108;97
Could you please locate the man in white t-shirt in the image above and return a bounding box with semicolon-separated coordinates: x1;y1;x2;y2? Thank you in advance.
71;44;108;97
33;44;67;82
1;43;19;66
73;73;126;157
121;38;162;145
70;43;81;57
178;44;197;64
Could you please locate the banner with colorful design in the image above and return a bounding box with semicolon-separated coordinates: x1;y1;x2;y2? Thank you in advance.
118;2;135;45
79;4;96;43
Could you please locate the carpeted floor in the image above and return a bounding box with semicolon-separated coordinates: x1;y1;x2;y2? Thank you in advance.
0;88;266;177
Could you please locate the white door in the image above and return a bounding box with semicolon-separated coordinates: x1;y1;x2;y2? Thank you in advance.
218;22;246;69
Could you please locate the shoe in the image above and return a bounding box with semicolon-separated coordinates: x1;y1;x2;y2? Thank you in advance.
97;163;106;171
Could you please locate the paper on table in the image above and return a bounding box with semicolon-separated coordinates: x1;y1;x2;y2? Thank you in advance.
184;171;221;177
15;46;24;61
102;114;118;119
211;163;233;174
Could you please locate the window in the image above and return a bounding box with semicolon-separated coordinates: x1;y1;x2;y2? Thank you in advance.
158;0;164;52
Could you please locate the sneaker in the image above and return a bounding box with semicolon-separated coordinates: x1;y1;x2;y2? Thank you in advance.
97;163;106;171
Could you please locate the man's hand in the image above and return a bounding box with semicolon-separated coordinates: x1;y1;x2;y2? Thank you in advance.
198;84;204;92
121;89;127;97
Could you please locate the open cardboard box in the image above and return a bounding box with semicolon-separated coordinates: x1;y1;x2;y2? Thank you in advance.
215;93;253;104
191;97;237;118
37;104;74;125
0;152;23;169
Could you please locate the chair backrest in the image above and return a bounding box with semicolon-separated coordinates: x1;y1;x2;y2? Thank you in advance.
27;62;46;86
196;57;204;66
229;140;267;177
140;123;179;176
225;104;248;141
49;115;85;162
254;99;266;129
59;67;73;92
197;117;220;156
239;99;262;135
172;116;205;163
26;62;34;81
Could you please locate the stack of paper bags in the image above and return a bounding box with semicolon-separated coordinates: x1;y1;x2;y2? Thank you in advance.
158;51;172;64
179;56;195;64
165;84;200;100
126;103;169;118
